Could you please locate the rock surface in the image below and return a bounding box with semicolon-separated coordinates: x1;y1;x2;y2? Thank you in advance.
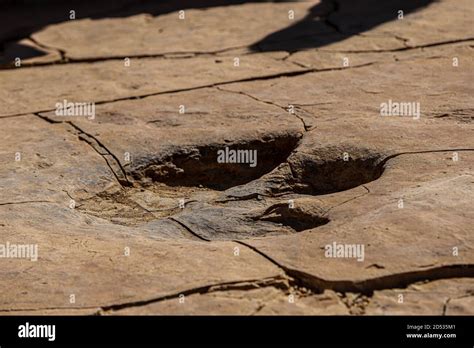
0;0;473;315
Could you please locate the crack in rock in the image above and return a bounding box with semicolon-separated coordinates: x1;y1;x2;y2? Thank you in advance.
98;275;290;314
236;241;474;295
77;138;390;239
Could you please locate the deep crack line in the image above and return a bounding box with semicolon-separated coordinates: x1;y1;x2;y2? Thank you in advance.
0;43;253;70
168;217;210;242
0;200;54;206
66;121;131;188
33;112;61;124
317;37;474;54
442;297;451;316
97;275;289;314
0;306;100;314
381;148;474;167
0;277;288;314
32;113;131;189
235;241;474;295
1;61;375;119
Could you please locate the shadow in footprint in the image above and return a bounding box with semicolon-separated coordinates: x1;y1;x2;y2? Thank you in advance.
255;205;330;232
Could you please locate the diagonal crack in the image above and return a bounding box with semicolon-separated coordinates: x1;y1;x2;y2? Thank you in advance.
1;61;375;119
235;240;474;295
0;276;289;314
32;112;131;189
442;297;451;316
0;43;253;70
98;275;289;314
168;217;210;242
322;185;370;217
66;121;131;188
0;200;54;206
216;86;310;131
33;112;61;124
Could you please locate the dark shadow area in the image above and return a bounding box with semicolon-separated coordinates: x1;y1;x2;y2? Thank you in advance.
131;134;301;191
0;0;434;64
0;0;294;45
0;0;294;64
257;208;330;232
251;0;435;52
0;41;47;63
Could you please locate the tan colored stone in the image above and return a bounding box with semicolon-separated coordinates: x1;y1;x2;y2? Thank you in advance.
0;52;300;117
365;278;474;315
0;202;282;311
31;2;320;59
243;152;474;290
112;286;348;315
0;38;61;67
0;0;472;316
